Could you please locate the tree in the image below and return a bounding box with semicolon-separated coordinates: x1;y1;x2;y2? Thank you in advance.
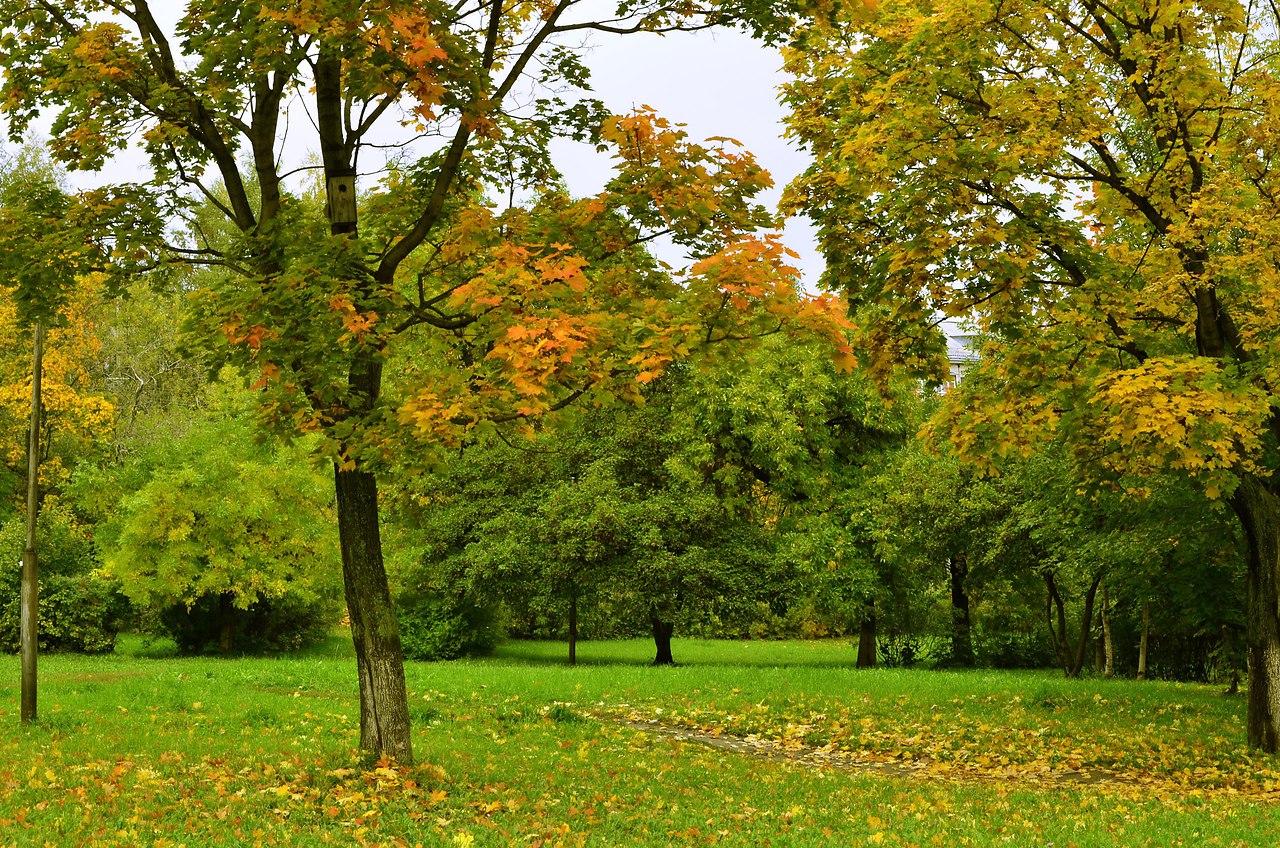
394;368;780;666
89;278;208;455
0;275;116;506
869;445;994;667
690;333;919;662
2;1;847;760
0;148;112;723
784;0;1280;748
389;332;911;665
98;413;343;655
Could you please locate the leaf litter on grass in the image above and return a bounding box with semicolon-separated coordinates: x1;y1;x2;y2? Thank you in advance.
7;643;1280;846
592;691;1280;806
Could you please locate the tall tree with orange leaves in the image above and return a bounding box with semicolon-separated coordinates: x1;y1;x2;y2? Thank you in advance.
0;2;847;761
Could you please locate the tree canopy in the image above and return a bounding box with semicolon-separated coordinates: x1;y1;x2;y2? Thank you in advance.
0;0;852;761
783;0;1280;750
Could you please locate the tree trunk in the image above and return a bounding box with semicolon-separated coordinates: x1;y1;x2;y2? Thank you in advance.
948;552;974;667
218;592;237;655
650;616;675;666
1045;572;1070;672
1070;574;1102;678
1045;571;1102;678
316;50;413;764
1137;600;1149;681
1230;475;1280;753
856;602;877;668
567;587;578;667
334;465;413;763
1223;625;1240;696
20;319;43;725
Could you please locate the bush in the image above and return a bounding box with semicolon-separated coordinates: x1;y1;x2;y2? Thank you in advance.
88;414;345;655
0;509;125;653
879;633;925;668
38;574;128;653
159;590;339;655
398;592;502;661
976;631;1056;669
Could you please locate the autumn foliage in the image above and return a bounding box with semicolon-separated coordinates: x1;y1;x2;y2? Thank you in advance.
0;0;851;761
784;0;1280;750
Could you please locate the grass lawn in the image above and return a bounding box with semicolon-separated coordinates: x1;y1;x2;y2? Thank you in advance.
0;634;1276;846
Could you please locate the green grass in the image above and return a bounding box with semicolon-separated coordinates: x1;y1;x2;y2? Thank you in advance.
0;635;1276;846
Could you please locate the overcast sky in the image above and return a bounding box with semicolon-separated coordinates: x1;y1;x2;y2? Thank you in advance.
552;28;822;285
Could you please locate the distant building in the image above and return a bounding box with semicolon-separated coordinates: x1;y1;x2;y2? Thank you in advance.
943;322;980;388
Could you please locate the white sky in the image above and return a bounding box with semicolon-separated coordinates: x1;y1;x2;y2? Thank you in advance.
553;28;821;285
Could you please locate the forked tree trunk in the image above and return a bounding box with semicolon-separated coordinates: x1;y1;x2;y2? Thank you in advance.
1230;475;1280;753
1045;571;1102;678
651;617;675;666
1045;572;1070;672
856;602;877;668
1138;601;1149;682
1070;576;1102;678
334;465;413;762
949;552;974;666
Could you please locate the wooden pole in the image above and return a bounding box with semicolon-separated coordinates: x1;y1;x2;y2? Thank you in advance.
1101;585;1114;679
1137;600;1150;682
20;320;43;724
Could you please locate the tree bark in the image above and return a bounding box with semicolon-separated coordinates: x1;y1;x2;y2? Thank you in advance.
1223;624;1240;696
856;602;877;668
1045;572;1070;672
1070;574;1102;678
316;50;413;763
650;616;675;666
1094;625;1105;675
1230;475;1280;753
1138;601;1149;682
949;552;974;666
334;465;413;762
1045;571;1102;678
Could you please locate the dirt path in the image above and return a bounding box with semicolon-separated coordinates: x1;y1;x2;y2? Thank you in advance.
607;716;1174;793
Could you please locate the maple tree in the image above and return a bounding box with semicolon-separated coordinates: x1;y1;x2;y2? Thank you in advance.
0;1;848;761
783;0;1280;749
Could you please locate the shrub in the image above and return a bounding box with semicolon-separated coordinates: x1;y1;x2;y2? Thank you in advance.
159;590;338;655
94;416;345;655
976;631;1056;669
0;508;125;653
879;633;925;668
397;592;502;661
